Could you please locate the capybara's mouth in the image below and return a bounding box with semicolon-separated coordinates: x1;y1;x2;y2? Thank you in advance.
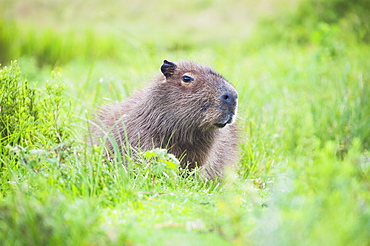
214;114;234;128
214;123;228;128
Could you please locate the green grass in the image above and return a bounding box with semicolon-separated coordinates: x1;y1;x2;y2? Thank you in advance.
1;0;370;245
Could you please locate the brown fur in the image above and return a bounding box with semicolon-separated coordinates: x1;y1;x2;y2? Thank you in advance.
90;60;239;179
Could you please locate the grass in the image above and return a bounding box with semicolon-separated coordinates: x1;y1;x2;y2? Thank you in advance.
0;0;370;245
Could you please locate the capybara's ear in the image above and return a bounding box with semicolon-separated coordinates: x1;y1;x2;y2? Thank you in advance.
161;60;177;78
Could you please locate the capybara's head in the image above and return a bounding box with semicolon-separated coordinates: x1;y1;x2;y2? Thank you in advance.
157;60;238;130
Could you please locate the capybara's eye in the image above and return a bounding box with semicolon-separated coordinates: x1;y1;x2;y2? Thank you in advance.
181;75;194;83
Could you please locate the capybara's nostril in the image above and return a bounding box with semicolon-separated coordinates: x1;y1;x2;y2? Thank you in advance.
221;93;236;105
221;94;230;102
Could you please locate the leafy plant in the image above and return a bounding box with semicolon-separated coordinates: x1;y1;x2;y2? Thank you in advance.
0;61;73;151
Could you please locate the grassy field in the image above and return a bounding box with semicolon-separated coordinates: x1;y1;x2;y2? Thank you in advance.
1;0;370;245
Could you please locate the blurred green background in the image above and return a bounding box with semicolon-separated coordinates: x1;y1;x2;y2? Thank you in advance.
1;0;369;67
0;0;369;245
0;0;274;66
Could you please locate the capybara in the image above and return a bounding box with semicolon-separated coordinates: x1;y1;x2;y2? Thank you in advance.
91;60;239;179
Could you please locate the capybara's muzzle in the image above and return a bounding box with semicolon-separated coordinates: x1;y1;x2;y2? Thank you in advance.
214;91;238;128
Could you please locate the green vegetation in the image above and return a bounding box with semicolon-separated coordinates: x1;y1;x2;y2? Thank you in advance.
0;0;369;245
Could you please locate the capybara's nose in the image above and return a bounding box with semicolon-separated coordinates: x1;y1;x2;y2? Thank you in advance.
220;93;237;106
